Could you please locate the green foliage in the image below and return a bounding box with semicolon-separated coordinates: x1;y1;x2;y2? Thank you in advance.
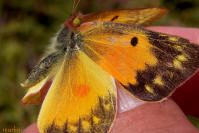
188;116;199;129
0;0;198;131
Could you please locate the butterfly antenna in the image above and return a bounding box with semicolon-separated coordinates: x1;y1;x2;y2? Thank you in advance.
75;0;80;11
72;0;77;15
72;0;80;15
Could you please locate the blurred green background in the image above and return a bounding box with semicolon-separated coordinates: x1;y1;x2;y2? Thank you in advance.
0;0;199;131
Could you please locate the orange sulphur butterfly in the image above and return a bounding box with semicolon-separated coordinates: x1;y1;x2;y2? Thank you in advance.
21;1;199;133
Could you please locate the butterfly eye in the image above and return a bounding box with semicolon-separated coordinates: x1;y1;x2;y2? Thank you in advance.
131;37;138;46
73;17;81;26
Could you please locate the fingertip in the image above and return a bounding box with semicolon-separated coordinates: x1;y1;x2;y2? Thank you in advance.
22;122;39;133
112;99;199;133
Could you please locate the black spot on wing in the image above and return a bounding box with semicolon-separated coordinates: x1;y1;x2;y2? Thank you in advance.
46;123;62;133
89;113;95;133
63;122;68;133
77;118;82;133
110;15;119;21
98;97;105;118
131;37;138;46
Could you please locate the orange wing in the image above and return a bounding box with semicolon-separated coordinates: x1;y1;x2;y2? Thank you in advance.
81;8;168;26
76;21;199;101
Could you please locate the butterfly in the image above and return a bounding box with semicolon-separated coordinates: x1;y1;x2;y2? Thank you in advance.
21;1;199;133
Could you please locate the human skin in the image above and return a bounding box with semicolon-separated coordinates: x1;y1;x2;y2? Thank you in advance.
22;27;199;133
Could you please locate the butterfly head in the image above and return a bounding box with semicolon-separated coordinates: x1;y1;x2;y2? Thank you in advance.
57;16;82;52
64;13;82;30
73;16;81;27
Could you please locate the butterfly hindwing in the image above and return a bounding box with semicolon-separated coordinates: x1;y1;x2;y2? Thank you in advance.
76;21;199;101
82;8;168;26
37;50;117;133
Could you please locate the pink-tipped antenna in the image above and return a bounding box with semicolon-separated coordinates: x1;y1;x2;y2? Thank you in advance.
72;0;81;15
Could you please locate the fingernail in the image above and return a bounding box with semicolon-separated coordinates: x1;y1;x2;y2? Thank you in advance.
117;87;144;113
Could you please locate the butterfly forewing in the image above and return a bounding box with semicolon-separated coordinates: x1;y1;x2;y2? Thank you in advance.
76;21;199;101
82;8;168;26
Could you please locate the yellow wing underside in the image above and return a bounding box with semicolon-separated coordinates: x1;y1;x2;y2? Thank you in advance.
37;51;117;133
